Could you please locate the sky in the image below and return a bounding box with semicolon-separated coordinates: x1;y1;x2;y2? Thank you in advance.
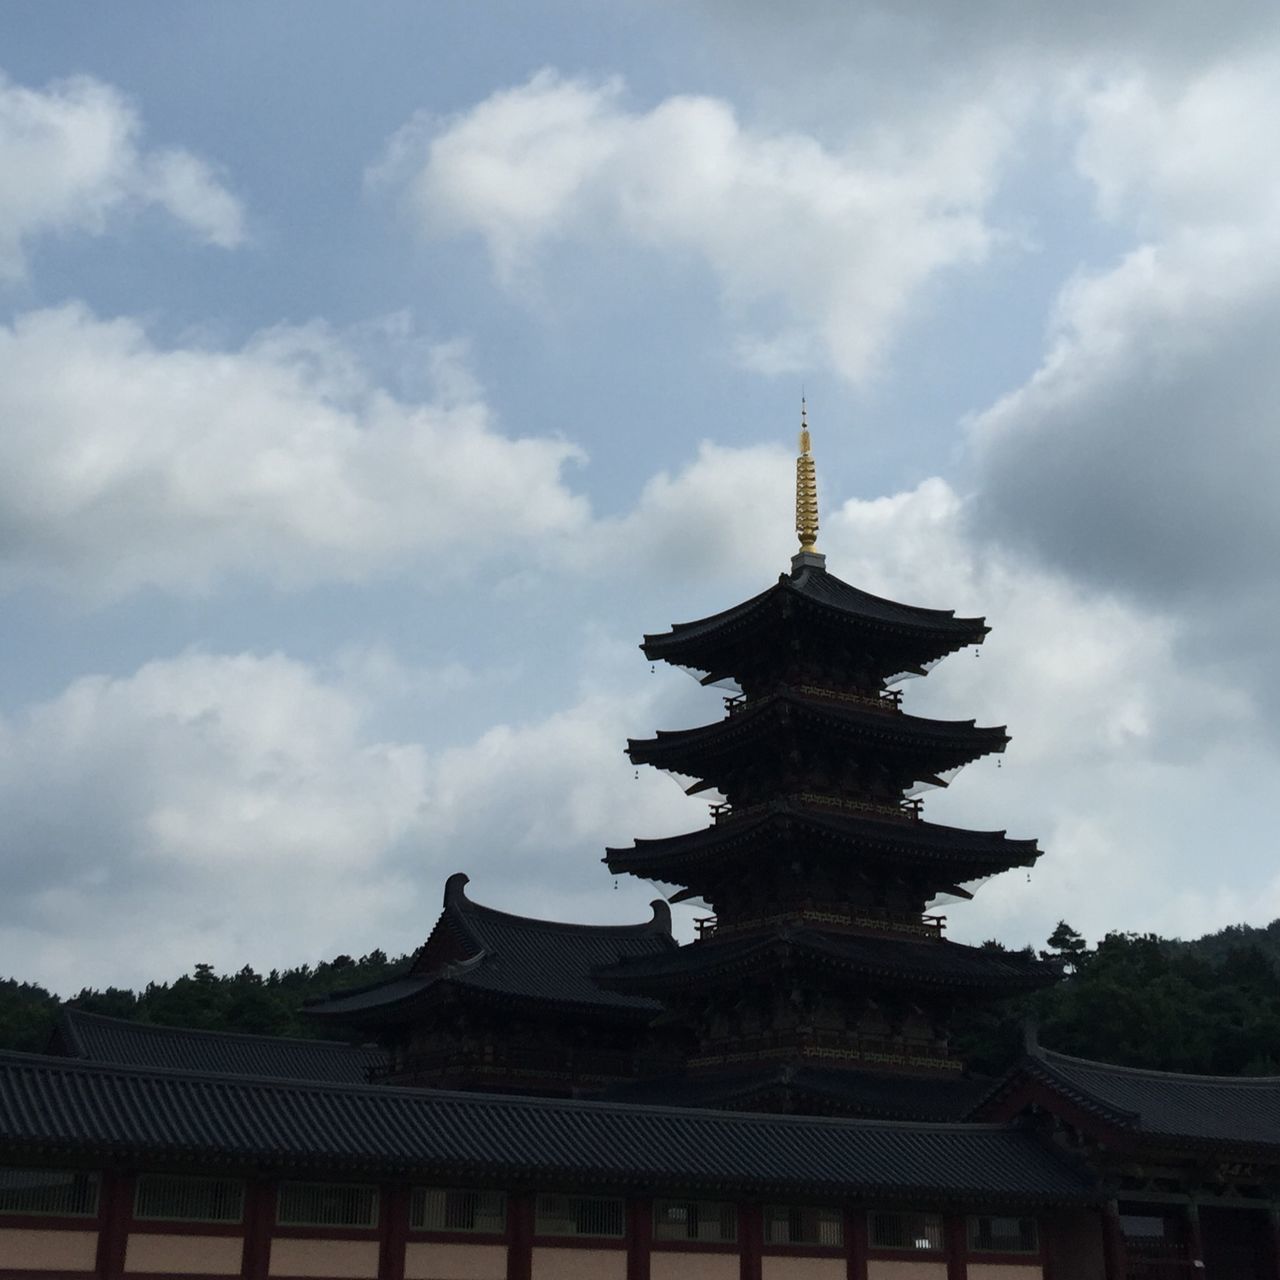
2;1;1279;993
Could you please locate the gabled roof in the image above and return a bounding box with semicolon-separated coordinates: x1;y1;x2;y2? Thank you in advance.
612;1063;993;1123
599;928;1056;998
627;688;1008;781
0;1049;1095;1203
307;874;674;1025
51;1008;383;1084
605;798;1040;886
976;1045;1280;1151
642;564;988;674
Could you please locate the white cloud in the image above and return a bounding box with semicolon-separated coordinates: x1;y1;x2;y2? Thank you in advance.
0;72;244;279
0;304;589;597
375;69;1015;382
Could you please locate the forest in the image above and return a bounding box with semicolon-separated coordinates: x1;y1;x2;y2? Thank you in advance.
6;919;1280;1077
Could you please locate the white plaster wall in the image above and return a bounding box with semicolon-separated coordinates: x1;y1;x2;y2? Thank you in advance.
967;1265;1042;1280
762;1256;845;1280
403;1241;508;1280
268;1237;380;1278
0;1228;98;1270
125;1231;243;1273
531;1246;627;1280
651;1251;740;1280
868;1260;949;1280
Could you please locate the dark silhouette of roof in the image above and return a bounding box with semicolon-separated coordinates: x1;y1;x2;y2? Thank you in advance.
605;798;1039;885
51;1008;383;1084
601;929;1055;997
627;688;1009;779
0;1049;1095;1202
642;564;988;673
980;1045;1280;1150
307;874;674;1024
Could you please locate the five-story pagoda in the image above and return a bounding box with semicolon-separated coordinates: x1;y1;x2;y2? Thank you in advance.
599;409;1056;1119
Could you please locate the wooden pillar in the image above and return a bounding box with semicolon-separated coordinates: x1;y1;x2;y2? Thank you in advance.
95;1170;130;1280
379;1184;409;1280
627;1197;652;1280
241;1179;274;1280
1038;1212;1055;1280
1267;1203;1280;1280
1100;1200;1126;1280
944;1212;967;1280
1184;1201;1203;1270
739;1202;763;1280
845;1207;868;1280
508;1190;534;1280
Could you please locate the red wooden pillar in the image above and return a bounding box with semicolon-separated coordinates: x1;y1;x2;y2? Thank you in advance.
1267;1203;1280;1280
1184;1201;1204;1271
508;1191;534;1280
845;1207;868;1280
944;1212;967;1280
95;1170;130;1280
628;1197;652;1280
379;1184;409;1280
739;1202;763;1280
241;1179;274;1280
1100;1200;1126;1280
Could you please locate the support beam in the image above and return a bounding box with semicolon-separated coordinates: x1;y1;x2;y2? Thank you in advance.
845;1207;868;1280
380;1183;409;1280
241;1179;273;1280
95;1171;129;1280
739;1202;763;1280
628;1197;652;1280
944;1212;966;1280
1100;1201;1126;1280
508;1191;534;1280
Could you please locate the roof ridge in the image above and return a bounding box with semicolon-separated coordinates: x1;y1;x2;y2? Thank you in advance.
60;1007;371;1051
455;894;670;935
0;1046;1041;1134
1040;1046;1280;1086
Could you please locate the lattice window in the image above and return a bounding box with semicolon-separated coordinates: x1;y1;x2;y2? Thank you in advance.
0;1168;99;1217
411;1188;506;1234
276;1181;378;1228
135;1174;244;1223
870;1210;944;1251
534;1193;625;1238
653;1198;738;1243
764;1204;843;1247
969;1215;1038;1253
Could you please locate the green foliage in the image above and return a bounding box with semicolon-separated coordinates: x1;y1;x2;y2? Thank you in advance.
0;950;409;1051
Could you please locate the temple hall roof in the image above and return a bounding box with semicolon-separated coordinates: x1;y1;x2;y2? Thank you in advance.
978;1045;1280;1151
50;1008;384;1084
306;874;673;1025
0;1049;1095;1203
600;929;1056;998
642;563;988;674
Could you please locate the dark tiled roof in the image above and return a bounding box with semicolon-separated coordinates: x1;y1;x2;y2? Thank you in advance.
606;799;1039;885
0;1050;1094;1203
308;875;672;1023
628;690;1008;779
53;1009;383;1084
642;566;987;670
988;1048;1280;1150
612;1064;992;1123
601;929;1055;997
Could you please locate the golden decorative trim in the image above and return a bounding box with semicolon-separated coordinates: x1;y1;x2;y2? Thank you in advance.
796;399;819;551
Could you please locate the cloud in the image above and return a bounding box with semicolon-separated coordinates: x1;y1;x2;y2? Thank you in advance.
374;69;1014;382
0;304;589;597
0;72;244;279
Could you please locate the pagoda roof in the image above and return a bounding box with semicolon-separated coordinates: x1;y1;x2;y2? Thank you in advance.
975;1044;1280;1152
612;1063;993;1122
606;798;1040;886
0;1048;1096;1203
628;688;1008;781
306;873;673;1026
642;563;988;673
49;1009;384;1084
599;928;1056;998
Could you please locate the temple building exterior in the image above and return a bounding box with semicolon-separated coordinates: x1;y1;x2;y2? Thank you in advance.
3;413;1280;1279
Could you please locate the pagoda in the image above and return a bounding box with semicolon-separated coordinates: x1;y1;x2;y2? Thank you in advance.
599;408;1056;1118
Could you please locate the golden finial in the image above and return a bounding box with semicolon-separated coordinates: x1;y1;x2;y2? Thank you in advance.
795;397;819;552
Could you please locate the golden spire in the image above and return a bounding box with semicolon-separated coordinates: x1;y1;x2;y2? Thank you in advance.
795;397;819;553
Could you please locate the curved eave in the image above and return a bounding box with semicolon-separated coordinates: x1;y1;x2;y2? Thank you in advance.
605;809;1040;884
628;700;1008;778
600;932;1058;1000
